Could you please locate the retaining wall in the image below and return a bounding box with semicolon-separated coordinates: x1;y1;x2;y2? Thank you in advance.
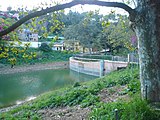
69;57;128;77
104;60;128;74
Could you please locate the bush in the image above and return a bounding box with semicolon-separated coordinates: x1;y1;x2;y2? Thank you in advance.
39;43;52;52
127;79;140;93
89;95;160;120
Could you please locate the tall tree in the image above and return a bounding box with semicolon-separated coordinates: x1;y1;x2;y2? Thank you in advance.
98;14;135;55
63;11;102;53
59;10;85;27
0;0;160;102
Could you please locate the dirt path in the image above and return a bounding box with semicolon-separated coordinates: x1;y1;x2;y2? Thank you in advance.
38;105;90;120
0;62;69;74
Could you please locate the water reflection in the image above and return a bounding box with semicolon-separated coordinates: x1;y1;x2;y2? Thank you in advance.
0;69;97;108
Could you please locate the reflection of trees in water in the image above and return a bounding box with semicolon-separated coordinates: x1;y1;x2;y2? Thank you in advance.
0;73;26;106
69;70;97;83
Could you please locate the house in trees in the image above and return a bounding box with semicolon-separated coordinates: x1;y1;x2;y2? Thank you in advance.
64;40;90;53
52;40;65;51
19;29;38;42
64;40;81;51
40;36;66;51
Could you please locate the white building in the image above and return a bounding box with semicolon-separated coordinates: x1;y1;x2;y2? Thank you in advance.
19;29;38;42
52;41;65;51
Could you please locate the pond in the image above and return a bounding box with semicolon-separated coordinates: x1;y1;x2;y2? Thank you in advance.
0;69;98;108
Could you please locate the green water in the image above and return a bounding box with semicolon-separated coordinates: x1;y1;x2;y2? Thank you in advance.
0;69;97;108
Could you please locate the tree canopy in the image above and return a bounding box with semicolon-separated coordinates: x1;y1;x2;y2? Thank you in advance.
63;11;135;55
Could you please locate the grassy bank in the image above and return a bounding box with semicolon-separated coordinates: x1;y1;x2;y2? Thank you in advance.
1;67;160;120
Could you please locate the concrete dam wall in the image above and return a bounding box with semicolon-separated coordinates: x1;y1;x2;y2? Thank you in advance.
69;57;128;77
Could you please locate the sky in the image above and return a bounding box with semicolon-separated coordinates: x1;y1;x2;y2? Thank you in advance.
0;0;135;15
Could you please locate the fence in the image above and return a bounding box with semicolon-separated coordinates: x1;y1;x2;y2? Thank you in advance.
74;53;138;63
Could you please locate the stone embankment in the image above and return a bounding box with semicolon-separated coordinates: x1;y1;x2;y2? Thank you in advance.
0;62;68;74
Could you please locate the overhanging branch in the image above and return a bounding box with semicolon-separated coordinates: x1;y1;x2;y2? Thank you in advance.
0;0;135;37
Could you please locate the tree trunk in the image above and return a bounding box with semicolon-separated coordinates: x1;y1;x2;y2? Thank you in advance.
135;1;160;102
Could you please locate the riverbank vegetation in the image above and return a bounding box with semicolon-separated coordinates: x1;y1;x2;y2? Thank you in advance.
0;47;77;67
1;67;159;120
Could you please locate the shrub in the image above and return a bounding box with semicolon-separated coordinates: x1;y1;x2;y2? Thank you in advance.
127;79;140;93
39;43;52;52
89;95;160;120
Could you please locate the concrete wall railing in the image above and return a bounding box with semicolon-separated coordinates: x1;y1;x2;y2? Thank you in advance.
69;57;128;77
103;60;128;74
69;57;101;76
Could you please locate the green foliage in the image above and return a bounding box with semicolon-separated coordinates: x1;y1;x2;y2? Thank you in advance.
89;102;123;120
39;43;52;52
81;94;100;108
73;82;81;87
63;12;136;55
0;42;37;66
89;95;160;120
63;11;102;52
0;47;76;65
127;79;140;93
117;75;131;85
0;109;41;120
36;50;75;62
99;14;136;55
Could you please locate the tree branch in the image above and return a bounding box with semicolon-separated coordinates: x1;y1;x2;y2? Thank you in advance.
0;0;135;37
